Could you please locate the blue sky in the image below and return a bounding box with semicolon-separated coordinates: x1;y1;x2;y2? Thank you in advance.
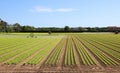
0;0;120;27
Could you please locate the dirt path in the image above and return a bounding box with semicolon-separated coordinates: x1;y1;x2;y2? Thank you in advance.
57;36;68;70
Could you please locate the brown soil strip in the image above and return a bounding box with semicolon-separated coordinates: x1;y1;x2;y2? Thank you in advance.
57;36;68;70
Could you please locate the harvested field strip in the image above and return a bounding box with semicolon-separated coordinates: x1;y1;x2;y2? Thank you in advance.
26;38;61;65
45;38;66;65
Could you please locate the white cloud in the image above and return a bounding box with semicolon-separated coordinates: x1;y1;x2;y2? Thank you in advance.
30;6;76;13
56;8;75;12
35;6;53;12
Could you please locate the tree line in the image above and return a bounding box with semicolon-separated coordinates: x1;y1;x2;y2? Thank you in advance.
0;19;119;33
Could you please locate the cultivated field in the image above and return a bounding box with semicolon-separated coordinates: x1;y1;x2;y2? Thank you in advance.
0;33;120;73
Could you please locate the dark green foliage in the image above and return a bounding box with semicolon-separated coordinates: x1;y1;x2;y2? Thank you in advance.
48;31;52;35
0;19;7;32
64;26;70;31
0;18;120;33
13;23;21;32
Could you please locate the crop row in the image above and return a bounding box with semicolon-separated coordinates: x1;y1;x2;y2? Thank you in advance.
84;34;120;52
77;35;119;66
91;38;120;52
5;38;54;64
26;38;61;65
45;38;67;65
72;36;96;65
0;38;33;55
88;39;120;60
64;36;76;66
78;35;120;61
0;39;39;62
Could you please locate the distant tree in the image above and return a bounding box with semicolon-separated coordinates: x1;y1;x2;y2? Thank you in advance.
99;27;107;32
13;23;21;32
0;19;8;32
93;27;99;32
78;27;84;32
21;25;35;31
64;26;69;31
6;25;14;33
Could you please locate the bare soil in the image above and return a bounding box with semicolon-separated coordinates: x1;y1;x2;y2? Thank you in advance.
0;65;120;73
